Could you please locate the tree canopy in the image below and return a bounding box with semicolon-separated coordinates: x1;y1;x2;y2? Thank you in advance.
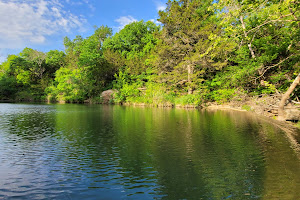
0;0;298;107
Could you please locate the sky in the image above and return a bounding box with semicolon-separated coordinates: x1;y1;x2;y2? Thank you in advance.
0;0;168;63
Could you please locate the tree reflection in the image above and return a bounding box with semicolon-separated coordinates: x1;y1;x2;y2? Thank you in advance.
51;105;300;199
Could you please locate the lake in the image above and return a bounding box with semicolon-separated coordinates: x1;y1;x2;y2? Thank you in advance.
0;103;299;199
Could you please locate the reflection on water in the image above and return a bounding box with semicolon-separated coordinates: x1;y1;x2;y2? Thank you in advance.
0;103;299;199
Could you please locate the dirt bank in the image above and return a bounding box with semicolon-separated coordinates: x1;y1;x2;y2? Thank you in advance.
206;94;300;122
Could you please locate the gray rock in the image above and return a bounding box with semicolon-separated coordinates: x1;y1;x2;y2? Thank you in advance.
285;108;300;121
100;89;116;104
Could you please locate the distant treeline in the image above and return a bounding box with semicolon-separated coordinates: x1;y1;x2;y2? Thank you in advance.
0;0;299;105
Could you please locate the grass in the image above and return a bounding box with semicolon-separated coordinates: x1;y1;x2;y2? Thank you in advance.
241;104;252;111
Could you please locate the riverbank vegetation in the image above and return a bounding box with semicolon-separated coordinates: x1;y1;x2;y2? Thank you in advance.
1;0;299;119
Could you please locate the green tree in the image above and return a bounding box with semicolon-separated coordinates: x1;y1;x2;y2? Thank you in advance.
63;35;83;68
46;50;66;76
47;26;114;102
20;48;46;80
77;26;113;96
216;0;299;92
0;54;33;100
103;20;160;75
0;57;20;99
156;0;233;94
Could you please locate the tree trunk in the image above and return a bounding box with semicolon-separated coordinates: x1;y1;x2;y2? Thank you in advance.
278;73;300;121
187;65;194;94
240;16;256;59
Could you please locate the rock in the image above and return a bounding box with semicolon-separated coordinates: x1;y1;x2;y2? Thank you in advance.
285;108;300;121
100;89;116;104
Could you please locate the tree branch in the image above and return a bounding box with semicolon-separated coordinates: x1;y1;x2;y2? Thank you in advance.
240;15;256;58
254;54;294;80
247;16;297;34
278;73;300;121
291;100;300;104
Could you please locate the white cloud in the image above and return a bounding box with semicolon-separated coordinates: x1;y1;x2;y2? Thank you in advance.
0;0;87;49
115;15;138;30
154;1;167;12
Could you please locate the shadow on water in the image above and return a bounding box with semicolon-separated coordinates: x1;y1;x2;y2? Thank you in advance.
0;103;299;199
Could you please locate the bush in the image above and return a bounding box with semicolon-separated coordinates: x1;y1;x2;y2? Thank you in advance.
211;89;237;104
0;76;18;99
241;105;252;111
15;90;34;101
174;93;203;106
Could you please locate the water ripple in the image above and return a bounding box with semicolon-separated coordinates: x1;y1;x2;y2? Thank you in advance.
0;104;299;199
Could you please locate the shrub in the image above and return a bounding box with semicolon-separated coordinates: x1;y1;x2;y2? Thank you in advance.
211;89;237;104
174;94;203;106
242;105;252;111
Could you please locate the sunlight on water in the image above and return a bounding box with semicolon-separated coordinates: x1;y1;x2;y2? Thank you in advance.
0;103;299;199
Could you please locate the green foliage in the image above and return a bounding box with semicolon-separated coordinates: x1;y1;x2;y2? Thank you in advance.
103;21;159;58
15;90;35;101
143;82;171;104
296;122;300;129
215;0;299;95
261;81;277;94
174;94;202;106
45;26;114;102
103;20;160;75
0;76;18;99
0;53;49;100
112;70;141;102
0;0;298;105
118;83;141;103
112;69;174;105
48;67;87;102
135;82;174;105
211;89;237;104
155;0;232;94
242;105;252;111
46;50;66;76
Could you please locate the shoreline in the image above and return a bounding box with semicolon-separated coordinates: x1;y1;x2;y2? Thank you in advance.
1;100;299;156
205;104;300;154
119;101;300;156
2;98;299;125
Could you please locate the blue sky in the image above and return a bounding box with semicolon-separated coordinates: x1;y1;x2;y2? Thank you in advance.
0;0;167;63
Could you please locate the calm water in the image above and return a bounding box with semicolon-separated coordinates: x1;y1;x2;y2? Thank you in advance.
0;103;299;199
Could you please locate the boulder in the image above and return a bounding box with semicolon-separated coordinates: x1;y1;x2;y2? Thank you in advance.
100;89;116;104
285;108;300;121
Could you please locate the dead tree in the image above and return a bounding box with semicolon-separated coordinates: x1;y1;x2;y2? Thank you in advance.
278;73;300;121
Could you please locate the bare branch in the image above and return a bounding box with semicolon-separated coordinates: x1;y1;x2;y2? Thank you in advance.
278;73;300;120
291;100;300;104
240;15;256;58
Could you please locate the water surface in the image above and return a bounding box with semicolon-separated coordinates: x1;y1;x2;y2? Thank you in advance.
0;103;299;199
